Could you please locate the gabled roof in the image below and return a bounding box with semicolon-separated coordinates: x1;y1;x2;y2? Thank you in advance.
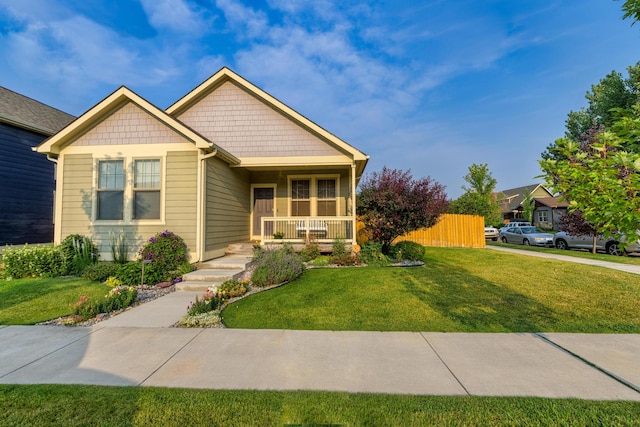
36;86;239;164
534;197;570;209
0;86;75;135
166;67;369;175
497;184;552;212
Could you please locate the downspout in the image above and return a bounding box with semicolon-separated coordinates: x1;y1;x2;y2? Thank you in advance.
351;163;357;245
196;148;218;262
44;155;61;244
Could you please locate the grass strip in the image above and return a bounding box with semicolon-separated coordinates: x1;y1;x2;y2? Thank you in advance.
0;384;639;426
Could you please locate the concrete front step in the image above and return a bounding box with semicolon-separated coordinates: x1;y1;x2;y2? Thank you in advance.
176;280;227;291
175;267;245;291
200;255;252;270
225;242;256;256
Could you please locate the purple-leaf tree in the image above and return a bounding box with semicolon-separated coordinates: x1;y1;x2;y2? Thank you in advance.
357;167;448;253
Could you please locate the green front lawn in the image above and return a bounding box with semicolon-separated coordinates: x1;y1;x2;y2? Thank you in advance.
1;385;638;426
223;247;640;332
0;277;108;324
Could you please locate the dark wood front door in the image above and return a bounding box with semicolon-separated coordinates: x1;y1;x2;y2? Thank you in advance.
253;187;274;238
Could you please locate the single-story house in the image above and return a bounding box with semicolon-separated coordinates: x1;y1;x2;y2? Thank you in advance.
0;87;75;245
36;67;369;262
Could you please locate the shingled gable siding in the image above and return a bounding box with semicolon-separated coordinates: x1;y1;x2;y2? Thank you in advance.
73;102;183;145
176;81;343;158
204;155;250;258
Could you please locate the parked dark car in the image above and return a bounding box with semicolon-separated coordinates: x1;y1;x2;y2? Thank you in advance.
499;226;554;247
553;231;640;256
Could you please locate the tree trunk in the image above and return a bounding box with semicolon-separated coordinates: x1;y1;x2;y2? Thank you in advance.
592;235;597;254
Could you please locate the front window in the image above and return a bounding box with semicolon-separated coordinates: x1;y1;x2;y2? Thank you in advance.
317;179;336;216
97;160;124;220
291;179;310;216
537;210;549;223
133;159;161;219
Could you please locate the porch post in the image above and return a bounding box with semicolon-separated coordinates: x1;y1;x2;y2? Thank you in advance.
351;163;357;244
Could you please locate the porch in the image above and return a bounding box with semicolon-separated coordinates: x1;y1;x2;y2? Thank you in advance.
260;216;355;245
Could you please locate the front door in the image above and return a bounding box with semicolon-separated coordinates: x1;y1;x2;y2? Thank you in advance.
253;187;274;239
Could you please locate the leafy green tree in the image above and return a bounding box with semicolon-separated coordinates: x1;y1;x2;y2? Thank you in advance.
521;188;535;224
542;63;640;160
449;163;502;226
539;117;640;250
620;0;640;24
357;167;448;253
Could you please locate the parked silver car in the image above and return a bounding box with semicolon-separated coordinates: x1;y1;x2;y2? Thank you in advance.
500;226;554;247
553;231;640;256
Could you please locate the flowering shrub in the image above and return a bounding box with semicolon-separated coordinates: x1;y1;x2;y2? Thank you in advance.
2;245;65;279
178;311;223;327
187;286;225;315
71;286;137;320
251;246;305;287
138;231;188;276
299;241;320;262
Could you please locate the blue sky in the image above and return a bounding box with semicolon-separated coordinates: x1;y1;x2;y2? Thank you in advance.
1;0;639;198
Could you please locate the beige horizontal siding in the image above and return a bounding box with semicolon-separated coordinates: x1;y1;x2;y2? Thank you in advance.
205;156;250;255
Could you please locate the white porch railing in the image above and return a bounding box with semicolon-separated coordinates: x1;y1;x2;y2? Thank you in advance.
261;216;355;244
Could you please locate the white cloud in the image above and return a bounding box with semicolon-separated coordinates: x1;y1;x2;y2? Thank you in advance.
215;0;268;38
140;0;214;34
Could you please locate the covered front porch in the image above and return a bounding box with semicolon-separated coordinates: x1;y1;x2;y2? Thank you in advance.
260;216;355;244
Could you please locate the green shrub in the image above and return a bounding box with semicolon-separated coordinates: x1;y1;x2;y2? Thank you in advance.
329;238;360;266
251;247;305;287
2;245;65;279
299;241;320;262
109;232;128;264
81;262;119;282
358;242;389;266
138;231;188;277
72;286;137;320
60;234;98;275
219;279;248;298
388;240;425;261
115;262;164;286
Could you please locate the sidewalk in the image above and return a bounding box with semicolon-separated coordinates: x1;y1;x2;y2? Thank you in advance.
1;323;639;400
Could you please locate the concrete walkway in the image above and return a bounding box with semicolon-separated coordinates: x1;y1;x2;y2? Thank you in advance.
1;248;640;399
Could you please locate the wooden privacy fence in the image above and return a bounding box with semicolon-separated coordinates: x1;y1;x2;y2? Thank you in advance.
358;214;486;248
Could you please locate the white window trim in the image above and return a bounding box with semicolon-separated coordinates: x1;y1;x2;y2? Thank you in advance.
287;174;340;216
93;156;165;225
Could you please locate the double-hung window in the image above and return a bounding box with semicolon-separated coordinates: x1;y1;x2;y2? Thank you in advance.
97;160;124;220
537;210;548;223
291;179;310;216
133;159;161;220
316;179;336;216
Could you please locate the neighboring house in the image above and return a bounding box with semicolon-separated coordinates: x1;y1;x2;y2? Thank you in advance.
36;67;369;262
0;87;75;245
497;184;553;224
533;197;569;231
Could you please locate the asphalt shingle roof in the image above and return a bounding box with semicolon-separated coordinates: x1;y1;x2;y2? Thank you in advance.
0;86;75;135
